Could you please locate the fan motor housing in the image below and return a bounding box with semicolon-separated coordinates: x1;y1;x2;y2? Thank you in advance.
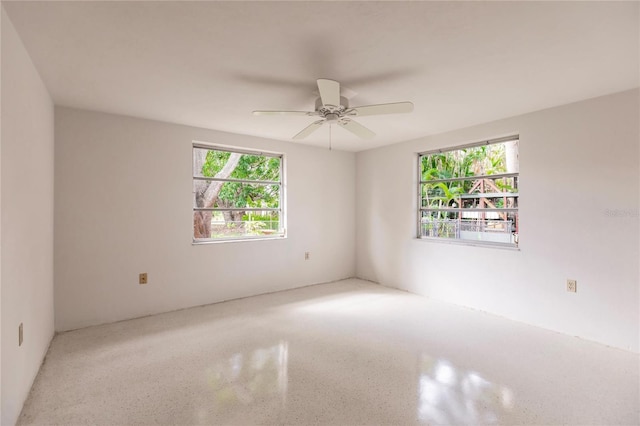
315;96;349;113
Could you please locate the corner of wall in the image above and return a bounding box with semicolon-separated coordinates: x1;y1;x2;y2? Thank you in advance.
1;8;56;425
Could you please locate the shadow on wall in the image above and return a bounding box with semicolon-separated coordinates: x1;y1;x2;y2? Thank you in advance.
360;153;414;287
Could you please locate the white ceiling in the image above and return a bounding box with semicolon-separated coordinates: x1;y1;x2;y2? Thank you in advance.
4;1;638;151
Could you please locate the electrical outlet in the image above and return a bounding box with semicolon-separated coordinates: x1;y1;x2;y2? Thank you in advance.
19;323;23;346
139;273;148;284
304;252;310;261
567;279;577;293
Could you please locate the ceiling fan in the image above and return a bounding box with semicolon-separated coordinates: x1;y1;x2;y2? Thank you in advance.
253;79;414;140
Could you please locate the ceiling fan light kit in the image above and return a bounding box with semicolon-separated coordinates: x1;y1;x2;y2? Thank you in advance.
253;79;414;141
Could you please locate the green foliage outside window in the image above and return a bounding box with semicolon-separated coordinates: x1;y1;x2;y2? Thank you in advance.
194;147;283;241
419;139;519;246
421;143;518;213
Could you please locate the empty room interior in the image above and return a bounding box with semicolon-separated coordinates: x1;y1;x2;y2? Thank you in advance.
1;1;639;425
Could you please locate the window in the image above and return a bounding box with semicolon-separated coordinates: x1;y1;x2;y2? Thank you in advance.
418;136;519;247
193;144;285;242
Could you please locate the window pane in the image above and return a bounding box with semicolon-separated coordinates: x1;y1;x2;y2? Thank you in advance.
193;148;281;182
421;177;518;209
421;140;518;180
420;210;518;245
193;181;280;209
194;210;282;240
420;211;460;239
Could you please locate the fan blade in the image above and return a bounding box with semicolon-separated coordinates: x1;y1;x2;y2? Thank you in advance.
338;119;375;139
349;102;414;117
293;120;325;140
253;110;317;116
317;79;340;107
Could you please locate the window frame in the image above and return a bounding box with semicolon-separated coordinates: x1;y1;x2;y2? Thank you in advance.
417;135;519;249
192;142;286;244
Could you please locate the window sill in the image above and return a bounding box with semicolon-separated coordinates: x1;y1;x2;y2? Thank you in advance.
416;237;520;251
193;235;287;245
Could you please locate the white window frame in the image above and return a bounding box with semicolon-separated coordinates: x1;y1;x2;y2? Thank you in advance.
417;135;519;249
192;142;286;244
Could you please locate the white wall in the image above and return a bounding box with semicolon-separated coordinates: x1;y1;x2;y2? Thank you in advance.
54;107;356;331
1;8;55;425
356;89;639;352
